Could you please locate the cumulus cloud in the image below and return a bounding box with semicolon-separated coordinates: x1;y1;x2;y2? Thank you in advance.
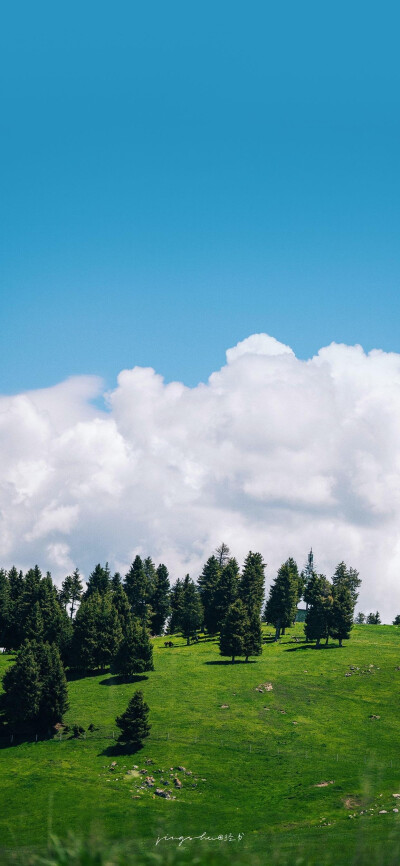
1;334;400;621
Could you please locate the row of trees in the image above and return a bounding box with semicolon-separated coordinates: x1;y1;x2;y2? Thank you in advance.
259;557;361;647
355;612;400;625
0;547;362;732
2;639;68;730
355;611;381;624
0;558;170;668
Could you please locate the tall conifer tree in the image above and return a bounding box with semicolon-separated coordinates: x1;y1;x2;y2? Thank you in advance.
197;555;221;634
239;551;266;616
149;564;171;635
219;599;249;663
264;558;299;639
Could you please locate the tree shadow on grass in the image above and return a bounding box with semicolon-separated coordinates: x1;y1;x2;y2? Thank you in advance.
0;726;58;748
66;668;108;682
99;674;148;686
100;741;146;758
284;643;340;652
204;659;257;665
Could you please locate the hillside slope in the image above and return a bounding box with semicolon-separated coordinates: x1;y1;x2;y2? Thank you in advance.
1;624;400;864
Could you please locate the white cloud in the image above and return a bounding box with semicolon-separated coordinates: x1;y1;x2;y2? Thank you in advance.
1;335;400;621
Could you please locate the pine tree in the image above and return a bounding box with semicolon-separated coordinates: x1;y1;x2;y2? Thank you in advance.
243;610;263;662
71;594;98;669
112;572;122;590
332;562;361;607
304;574;333;647
84;563;111;599
367;611;381;624
112;620;154;677
17;566;43;643
149;564;171;635
143;557;157;594
2;640;42;727
115;690;151;747
60;568;83;619
124;556;152;623
300;549;314;608
0;569;10;648
355;612;366;624
6;567;24;649
238;551;266;617
112;584;133;637
24;601;44;642
35;641;69;727
219;599;248;663
168;578;184;634
214;557;239;631
97;594;123;670
393;615;400;626
180;576;203;644
38;573;71;647
264;559;299;639
197;556;221;634
72;591;122;671
329;584;354;646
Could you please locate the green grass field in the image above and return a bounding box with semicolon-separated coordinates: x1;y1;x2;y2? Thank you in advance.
1;624;400;865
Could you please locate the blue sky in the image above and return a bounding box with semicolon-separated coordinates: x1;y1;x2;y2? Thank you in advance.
1;1;399;393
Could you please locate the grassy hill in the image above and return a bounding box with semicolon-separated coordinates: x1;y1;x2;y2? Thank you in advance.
1;623;400;865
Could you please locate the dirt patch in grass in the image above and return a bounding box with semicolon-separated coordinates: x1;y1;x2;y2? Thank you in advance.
314;781;334;787
344;796;362;809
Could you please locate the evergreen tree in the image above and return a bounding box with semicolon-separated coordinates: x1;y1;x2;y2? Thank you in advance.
329;584;354;646
264;559;299;639
243;610;263;662
17;566;43;640
219;599;249;663
124;556;152;623
112;620;154;677
355;612;366;624
197;556;221;634
11;567;70;652
5;567;24;649
116;690;151;747
180;576;203;644
24;601;44;642
214;557;239;631
60;568;83;619
38;573;70;647
111;572;122;590
71;594;98;669
72;591;122;671
2;639;69;731
168;578;184;634
393;615;400;626
8;566;24;604
2;640;42;727
0;569;10;648
300;549;314;608
149;563;171;635
84;563;111;599
332;562;361;607
96;593;123;670
112;584;133;637
238;551;266;616
367;611;381;624
143;557;157;593
35;641;69;727
304;574;333;647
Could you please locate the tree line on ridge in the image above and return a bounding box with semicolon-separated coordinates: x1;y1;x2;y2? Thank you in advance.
0;545;362;733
